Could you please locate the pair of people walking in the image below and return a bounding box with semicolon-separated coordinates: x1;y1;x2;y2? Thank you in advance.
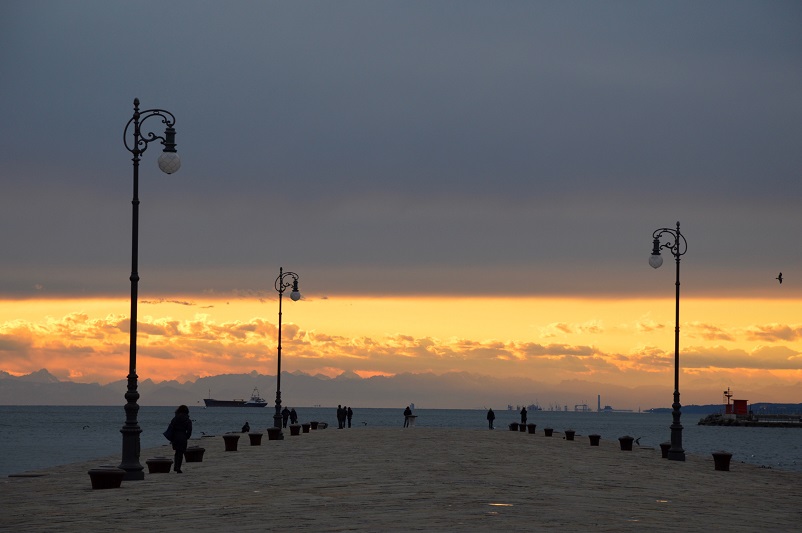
336;405;353;428
281;407;299;427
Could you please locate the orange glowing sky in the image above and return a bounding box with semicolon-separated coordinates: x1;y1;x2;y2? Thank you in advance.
2;294;800;408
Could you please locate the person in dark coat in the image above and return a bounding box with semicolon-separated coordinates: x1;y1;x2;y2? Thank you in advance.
520;406;527;425
336;405;344;429
289;408;298;425
403;406;412;427
487;408;495;430
242;421;250;433
346;406;353;428
169;404;192;473
281;406;291;428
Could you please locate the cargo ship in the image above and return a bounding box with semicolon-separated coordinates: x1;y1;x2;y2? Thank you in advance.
203;387;268;407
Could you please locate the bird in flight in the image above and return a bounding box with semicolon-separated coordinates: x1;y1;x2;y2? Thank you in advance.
776;273;783;284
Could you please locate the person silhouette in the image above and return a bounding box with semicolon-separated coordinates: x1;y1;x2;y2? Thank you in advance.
168;405;192;473
242;421;250;433
403;406;412;427
487;408;495;430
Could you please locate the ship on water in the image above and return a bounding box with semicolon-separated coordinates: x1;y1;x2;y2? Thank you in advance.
203;387;268;408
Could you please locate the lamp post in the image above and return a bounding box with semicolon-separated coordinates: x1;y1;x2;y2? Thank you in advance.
273;267;301;437
119;98;180;480
649;221;687;462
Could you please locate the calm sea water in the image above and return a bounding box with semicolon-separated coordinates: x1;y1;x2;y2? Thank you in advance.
1;405;800;477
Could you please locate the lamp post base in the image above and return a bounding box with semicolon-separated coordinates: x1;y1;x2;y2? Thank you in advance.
668;417;685;461
667;450;686;461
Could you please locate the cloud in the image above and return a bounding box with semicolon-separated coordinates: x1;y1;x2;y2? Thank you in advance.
687;322;735;342
540;321;605;338
1;3;801;300
3;295;802;392
635;318;666;333
745;323;802;342
141;299;197;306
681;345;802;370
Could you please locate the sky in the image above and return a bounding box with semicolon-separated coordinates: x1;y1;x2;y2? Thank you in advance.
1;1;801;409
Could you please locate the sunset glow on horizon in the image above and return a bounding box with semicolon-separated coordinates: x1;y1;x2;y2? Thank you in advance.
2;294;800;409
2;2;801;411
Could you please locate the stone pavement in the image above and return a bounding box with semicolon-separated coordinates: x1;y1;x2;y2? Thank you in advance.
2;427;801;532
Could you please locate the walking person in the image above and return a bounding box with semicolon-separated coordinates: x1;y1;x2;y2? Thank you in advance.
347;406;353;428
290;408;298;425
281;406;290;428
487;408;495;430
403;406;412;428
168;404;192;473
520;406;527;425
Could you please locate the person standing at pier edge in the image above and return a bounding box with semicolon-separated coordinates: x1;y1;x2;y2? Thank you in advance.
281;406;291;428
337;405;345;429
487;408;495;429
520;406;527;425
347;406;353;428
169;405;192;473
289;408;298;425
403;406;412;427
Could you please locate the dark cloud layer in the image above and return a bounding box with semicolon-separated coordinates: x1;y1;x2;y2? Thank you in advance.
1;1;801;297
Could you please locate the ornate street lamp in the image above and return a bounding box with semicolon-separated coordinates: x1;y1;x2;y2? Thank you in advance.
273;267;301;438
650;221;687;461
119;98;180;480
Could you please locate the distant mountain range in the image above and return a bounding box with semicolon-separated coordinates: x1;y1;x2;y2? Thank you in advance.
1;369;798;413
0;368;652;410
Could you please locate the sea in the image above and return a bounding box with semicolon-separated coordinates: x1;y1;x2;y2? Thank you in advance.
1;405;800;477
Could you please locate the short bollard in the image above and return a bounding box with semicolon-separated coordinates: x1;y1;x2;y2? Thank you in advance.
588;434;601;446
509;422;519;431
564;429;575;441
145;457;173;473
712;451;733;471
289;424;301;436
618;435;634;451
184;446;205;462
267;427;283;440
659;442;671;459
544;428;554;437
519;423;527;432
302;423;311;433
223;433;240;451
88;466;125;489
527;423;537;434
248;432;263;445
310;421;319;430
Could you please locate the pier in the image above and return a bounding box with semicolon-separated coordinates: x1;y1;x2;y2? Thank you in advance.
3;427;802;531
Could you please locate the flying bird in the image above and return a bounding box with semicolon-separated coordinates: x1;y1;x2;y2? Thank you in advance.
776;273;783;284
